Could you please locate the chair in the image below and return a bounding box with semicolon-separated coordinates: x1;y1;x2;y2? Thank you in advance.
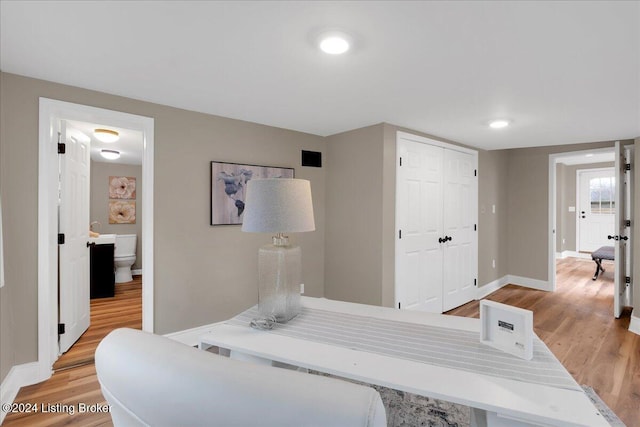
95;328;386;427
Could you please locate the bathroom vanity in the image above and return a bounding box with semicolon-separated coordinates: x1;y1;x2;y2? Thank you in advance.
89;234;115;298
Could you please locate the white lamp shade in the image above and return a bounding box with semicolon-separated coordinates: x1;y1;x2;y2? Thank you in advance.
242;179;315;233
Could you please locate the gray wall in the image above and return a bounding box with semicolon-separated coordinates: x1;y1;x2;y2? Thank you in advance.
0;72;326;383
507;142;626;281
556;161;614;252
325;124;385;306
90;161;143;270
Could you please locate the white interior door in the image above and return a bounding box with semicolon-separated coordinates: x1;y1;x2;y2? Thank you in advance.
442;149;477;311
59;121;91;353
396;137;443;312
578;169;615;252
613;141;631;318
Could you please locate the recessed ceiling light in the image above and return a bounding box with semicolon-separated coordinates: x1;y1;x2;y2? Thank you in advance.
318;31;351;55
489;120;510;129
94;128;120;143
585;153;594;157
100;149;120;160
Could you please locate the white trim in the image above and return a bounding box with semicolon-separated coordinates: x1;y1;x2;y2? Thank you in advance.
0;362;41;424
163;322;223;347
38;98;155;380
557;251;592;260
131;269;143;276
396;131;478;156
629;309;640;336
506;275;552;292
476;276;510;300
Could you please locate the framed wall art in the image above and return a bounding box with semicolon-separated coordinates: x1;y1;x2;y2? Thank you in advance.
109;200;136;224
210;161;294;226
109;176;136;199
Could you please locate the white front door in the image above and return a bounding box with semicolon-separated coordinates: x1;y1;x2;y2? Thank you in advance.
578;169;615;252
442;149;477;311
58;120;91;353
396;138;444;312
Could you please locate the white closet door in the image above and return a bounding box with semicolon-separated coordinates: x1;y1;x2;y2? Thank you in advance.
442;149;477;311
396;137;444;312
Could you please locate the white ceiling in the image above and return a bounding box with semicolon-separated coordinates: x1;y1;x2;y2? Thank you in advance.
556;151;614;166
1;1;638;150
66;120;143;165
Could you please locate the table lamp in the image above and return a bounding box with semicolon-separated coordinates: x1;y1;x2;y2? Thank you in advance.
242;178;315;323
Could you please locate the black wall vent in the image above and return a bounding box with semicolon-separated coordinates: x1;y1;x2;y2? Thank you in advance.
302;150;322;168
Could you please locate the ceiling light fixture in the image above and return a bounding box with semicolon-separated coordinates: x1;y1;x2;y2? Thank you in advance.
585;153;594;157
100;149;120;160
489;120;510;129
94;128;120;143
318;31;351;55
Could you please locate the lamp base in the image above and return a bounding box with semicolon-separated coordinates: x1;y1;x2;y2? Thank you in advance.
258;243;301;323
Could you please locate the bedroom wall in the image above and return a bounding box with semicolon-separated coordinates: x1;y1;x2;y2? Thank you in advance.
0;72;326;381
556;161;614;253
507;142;627;282
324;124;385;306
90;161;143;271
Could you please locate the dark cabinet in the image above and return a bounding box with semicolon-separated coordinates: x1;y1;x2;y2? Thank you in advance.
90;243;115;298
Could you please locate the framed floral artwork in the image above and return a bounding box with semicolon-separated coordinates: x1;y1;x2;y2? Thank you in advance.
109;176;136;199
109;200;136;224
210;161;294;225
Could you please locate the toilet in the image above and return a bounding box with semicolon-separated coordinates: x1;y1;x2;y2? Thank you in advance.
114;234;137;283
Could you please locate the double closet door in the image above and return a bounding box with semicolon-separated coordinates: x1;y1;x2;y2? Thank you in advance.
395;133;478;313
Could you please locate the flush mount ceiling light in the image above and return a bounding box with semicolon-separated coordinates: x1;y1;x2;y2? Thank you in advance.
94;128;120;143
100;149;120;160
489;120;510;129
318;31;351;55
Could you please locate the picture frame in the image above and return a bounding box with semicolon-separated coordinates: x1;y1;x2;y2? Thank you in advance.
480;300;534;360
210;161;294;226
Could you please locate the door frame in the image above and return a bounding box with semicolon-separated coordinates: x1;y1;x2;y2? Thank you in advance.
547;146;614;293
575;167;616;253
37;98;154;381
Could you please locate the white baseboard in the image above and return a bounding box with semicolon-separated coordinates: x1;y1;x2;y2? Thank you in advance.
630;309;640;336
557;251;592;260
506;275;552;291
476;274;552;300
163;322;222;347
0;362;41;425
476;276;510;300
131;269;142;276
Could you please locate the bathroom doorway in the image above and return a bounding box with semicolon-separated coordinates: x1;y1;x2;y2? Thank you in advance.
53;119;145;369
38;99;154;377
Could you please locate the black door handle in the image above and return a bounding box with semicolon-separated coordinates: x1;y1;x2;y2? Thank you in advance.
87;241;96;247
438;237;444;243
445;236;452;242
608;235;620;241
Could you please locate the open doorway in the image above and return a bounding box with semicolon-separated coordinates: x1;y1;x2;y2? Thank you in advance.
548;144;634;320
52;119;144;370
36;99;154;381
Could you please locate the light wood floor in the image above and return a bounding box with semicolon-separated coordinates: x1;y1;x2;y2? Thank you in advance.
449;257;639;427
4;277;141;426
5;261;639;426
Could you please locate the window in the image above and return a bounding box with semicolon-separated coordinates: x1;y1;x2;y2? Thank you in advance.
590;176;615;214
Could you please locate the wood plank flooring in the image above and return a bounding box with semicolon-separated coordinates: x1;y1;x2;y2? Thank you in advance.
3;277;141;426
448;257;639;427
53;277;142;371
5;261;639;426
